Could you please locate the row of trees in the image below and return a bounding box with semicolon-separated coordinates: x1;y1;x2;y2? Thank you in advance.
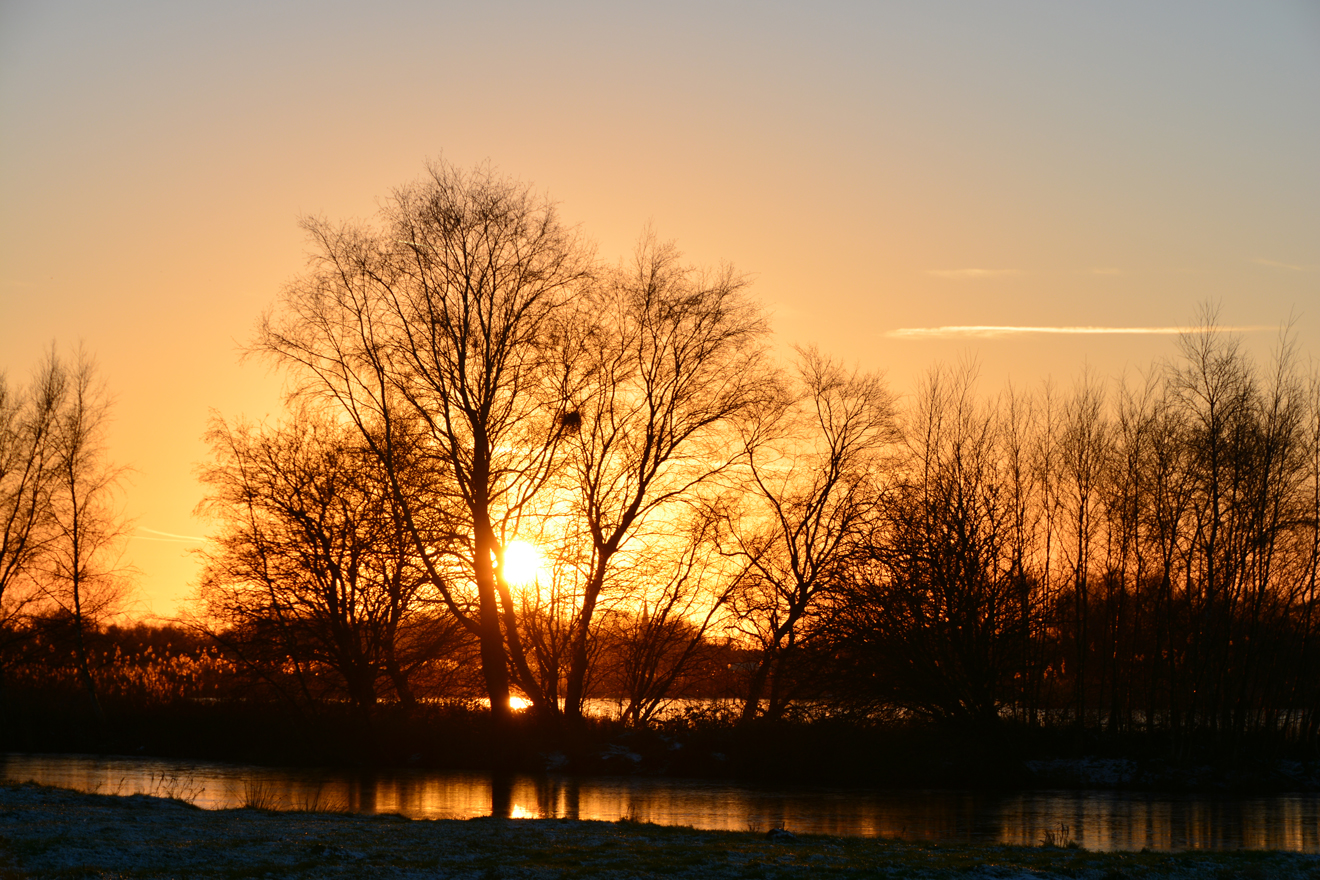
835;341;1320;753
195;162;896;727
0;349;129;718
192;161;1320;751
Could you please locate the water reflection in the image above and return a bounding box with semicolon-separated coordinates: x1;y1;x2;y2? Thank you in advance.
3;752;1317;852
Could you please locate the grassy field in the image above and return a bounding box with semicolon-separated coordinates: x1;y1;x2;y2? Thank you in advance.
1;782;1318;879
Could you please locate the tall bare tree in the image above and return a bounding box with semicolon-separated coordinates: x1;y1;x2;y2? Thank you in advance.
259;161;591;725
1056;371;1110;730
553;234;773;722
725;349;895;723
842;364;1028;728
1295;368;1320;744
38;349;131;720
0;353;66;693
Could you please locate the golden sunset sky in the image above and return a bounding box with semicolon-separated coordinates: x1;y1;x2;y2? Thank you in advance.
3;1;1318;617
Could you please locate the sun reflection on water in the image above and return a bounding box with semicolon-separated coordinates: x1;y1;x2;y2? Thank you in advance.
3;753;1317;851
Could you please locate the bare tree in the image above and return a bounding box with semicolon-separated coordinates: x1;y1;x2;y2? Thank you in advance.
552;234;773;723
0;353;66;694
196;410;467;712
724;349;896;724
842;364;1027;728
1295;368;1320;744
36;349;132;721
1099;370;1162;735
997;383;1050;725
1056;370;1110;730
259;161;592;725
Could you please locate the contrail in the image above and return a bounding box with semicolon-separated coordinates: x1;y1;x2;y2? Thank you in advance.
135;527;207;543
886;325;1274;339
1254;259;1316;272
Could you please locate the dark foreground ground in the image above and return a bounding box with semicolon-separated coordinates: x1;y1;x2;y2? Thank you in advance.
1;783;1318;879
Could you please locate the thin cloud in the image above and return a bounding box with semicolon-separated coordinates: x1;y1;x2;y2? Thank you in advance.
887;325;1274;339
1088;268;1122;276
926;269;1022;279
134;527;207;543
1254;258;1317;272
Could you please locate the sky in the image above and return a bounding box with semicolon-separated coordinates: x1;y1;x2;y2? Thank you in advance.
2;1;1318;618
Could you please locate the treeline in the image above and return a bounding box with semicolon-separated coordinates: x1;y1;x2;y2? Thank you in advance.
3;162;1317;763
192;163;1317;754
827;343;1320;755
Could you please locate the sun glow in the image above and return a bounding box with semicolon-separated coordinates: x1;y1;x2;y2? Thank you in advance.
501;539;544;586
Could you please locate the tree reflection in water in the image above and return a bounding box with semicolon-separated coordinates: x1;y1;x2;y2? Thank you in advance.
3;753;1317;852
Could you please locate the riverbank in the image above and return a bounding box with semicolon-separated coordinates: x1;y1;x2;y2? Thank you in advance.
2;783;1318;879
6;696;1318;794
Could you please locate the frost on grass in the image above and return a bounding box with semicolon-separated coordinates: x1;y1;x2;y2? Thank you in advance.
2;783;1318;879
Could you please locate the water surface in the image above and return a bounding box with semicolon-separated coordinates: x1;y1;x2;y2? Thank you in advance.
4;752;1317;852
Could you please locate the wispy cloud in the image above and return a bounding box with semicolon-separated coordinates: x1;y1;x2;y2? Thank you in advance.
1088;267;1122;276
926;269;1022;279
1254;258;1317;272
886;325;1274;339
134;527;207;543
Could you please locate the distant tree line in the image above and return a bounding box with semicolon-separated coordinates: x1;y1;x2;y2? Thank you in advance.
5;163;1316;760
828;337;1320;755
183;163;1320;752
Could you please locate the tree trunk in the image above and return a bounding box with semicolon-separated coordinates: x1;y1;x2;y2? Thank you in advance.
473;527;512;727
563;565;607;723
71;585;104;724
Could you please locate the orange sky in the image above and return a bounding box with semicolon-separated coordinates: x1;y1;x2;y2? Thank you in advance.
3;1;1317;618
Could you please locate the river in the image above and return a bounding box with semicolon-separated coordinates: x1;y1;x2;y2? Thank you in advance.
3;751;1317;852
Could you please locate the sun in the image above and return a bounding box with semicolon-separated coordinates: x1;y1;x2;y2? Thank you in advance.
501;539;543;586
